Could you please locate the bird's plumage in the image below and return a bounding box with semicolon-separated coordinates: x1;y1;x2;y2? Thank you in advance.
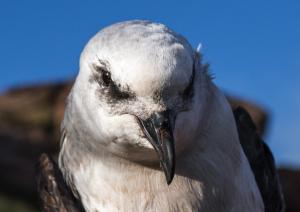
37;106;284;212
234;107;285;212
37;153;85;212
58;20;265;212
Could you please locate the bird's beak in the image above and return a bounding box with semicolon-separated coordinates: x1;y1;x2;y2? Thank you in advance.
136;110;176;185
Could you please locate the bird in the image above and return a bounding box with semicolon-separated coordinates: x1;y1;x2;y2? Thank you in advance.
58;20;265;212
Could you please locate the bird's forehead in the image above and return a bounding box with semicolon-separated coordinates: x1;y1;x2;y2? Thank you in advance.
80;21;194;95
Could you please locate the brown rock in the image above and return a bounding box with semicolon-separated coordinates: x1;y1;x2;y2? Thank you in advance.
279;168;300;212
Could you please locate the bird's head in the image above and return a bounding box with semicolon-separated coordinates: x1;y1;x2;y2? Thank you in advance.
71;20;210;184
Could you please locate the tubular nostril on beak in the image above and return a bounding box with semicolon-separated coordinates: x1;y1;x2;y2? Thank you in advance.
151;111;170;128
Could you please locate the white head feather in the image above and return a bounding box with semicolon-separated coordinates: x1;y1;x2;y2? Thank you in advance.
68;20;209;162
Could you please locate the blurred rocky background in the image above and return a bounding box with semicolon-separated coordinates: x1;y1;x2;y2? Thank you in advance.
0;81;299;212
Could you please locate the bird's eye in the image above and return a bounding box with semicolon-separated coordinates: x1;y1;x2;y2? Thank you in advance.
97;67;111;87
182;67;195;99
91;62;135;101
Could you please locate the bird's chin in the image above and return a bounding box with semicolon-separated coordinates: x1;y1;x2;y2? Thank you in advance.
105;139;160;165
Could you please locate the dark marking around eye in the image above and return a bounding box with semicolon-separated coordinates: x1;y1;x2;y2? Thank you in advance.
182;64;195;99
109;83;135;100
90;61;136;102
152;90;162;103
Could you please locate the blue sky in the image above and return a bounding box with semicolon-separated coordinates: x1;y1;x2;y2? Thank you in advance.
0;0;299;167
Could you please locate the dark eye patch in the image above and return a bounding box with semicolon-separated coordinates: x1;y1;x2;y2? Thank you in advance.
181;64;195;100
109;82;135;100
90;61;135;102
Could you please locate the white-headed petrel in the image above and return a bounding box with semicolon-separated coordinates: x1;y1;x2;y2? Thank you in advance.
58;20;266;212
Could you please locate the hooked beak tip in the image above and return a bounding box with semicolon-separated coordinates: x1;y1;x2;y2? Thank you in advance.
135;110;176;185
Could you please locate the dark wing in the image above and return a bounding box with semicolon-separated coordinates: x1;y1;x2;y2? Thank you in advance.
233;107;285;212
36;153;84;212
